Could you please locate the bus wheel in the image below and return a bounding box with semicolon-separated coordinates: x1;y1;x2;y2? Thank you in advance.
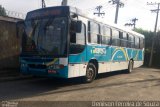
83;63;96;83
127;60;133;73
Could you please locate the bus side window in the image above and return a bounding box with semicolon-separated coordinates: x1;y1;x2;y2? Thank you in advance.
70;23;86;54
135;37;140;49
119;31;123;46
112;28;120;46
128;34;135;48
76;23;86;45
88;21;100;44
101;25;111;45
121;32;128;47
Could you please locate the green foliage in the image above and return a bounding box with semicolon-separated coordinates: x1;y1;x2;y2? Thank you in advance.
0;5;7;16
134;28;154;52
134;28;160;67
134;28;154;38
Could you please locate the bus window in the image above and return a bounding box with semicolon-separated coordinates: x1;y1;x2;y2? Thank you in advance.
128;34;135;48
140;38;144;49
76;23;86;45
135;37;140;49
70;23;86;54
101;25;111;45
121;32;128;47
112;29;120;46
88;21;100;44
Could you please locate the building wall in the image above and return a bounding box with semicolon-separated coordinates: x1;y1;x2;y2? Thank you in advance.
0;16;22;70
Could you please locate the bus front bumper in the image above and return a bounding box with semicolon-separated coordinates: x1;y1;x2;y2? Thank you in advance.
20;63;68;78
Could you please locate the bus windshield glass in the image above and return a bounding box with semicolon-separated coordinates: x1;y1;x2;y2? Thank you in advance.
22;17;68;57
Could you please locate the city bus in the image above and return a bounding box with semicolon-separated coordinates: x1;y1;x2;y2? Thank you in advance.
18;6;144;83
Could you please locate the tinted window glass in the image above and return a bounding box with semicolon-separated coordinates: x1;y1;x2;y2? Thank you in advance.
90;21;99;34
23;17;68;56
112;29;120;46
135;37;140;49
89;21;99;44
76;24;85;45
101;26;111;45
121;32;128;47
70;23;86;54
128;34;134;48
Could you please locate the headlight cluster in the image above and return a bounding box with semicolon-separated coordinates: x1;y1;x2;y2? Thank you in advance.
21;63;27;67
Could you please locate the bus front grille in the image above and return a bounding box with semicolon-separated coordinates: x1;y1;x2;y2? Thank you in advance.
28;64;47;69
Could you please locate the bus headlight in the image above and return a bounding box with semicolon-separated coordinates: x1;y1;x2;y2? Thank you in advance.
21;63;27;67
21;63;28;71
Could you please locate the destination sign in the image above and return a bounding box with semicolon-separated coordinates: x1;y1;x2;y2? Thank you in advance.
26;6;69;19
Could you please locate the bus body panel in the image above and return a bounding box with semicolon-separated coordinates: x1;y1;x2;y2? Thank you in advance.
68;46;87;78
20;46;144;78
86;45;112;73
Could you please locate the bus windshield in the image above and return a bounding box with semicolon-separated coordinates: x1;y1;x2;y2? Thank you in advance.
22;17;68;57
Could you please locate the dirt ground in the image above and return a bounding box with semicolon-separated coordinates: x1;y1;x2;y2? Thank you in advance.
0;67;160;102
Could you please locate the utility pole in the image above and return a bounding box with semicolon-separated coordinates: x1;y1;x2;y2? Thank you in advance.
61;0;68;6
109;0;124;24
132;18;138;29
42;0;46;8
125;18;138;29
147;2;160;67
93;6;105;17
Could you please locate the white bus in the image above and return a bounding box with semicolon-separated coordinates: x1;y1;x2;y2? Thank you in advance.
18;6;145;83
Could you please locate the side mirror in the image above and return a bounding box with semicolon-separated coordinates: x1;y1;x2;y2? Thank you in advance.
16;21;24;38
76;20;82;33
71;20;82;33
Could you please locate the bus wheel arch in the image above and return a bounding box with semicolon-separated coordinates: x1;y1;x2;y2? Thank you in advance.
89;59;99;74
83;59;98;83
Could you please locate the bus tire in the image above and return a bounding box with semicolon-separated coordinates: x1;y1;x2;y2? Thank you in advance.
83;63;97;83
127;60;133;73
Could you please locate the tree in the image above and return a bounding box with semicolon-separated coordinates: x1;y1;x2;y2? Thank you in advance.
134;28;154;52
0;5;7;16
134;28;160;67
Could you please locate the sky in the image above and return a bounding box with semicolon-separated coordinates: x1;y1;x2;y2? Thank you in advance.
1;0;160;31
